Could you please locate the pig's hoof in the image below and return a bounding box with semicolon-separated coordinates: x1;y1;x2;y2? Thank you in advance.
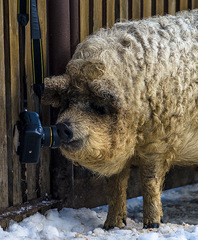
103;217;126;230
143;223;159;229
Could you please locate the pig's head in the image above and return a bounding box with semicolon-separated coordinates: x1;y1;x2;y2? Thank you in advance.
42;59;138;176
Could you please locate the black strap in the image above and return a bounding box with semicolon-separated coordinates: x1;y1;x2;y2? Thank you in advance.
17;0;29;110
17;0;44;118
30;0;44;99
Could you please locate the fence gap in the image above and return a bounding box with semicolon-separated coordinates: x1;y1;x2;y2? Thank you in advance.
115;0;120;22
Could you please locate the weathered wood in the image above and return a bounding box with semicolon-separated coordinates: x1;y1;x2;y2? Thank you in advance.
156;0;164;15
132;0;141;20
8;0;22;206
63;166;198;209
180;0;188;10
192;0;198;8
143;0;152;18
120;0;128;21
0;198;62;229
168;0;176;15
80;0;89;42
24;11;37;201
38;0;51;198
0;0;9;209
107;0;115;27
93;0;103;32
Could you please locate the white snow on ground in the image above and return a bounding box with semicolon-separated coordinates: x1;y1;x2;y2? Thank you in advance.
0;183;198;240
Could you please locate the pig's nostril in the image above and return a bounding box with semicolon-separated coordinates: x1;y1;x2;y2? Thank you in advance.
64;129;71;135
56;123;73;143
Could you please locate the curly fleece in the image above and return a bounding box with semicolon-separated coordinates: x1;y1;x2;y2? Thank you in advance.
43;10;198;228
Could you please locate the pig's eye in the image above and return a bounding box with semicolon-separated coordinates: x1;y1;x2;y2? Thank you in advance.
62;99;70;109
59;99;70;114
89;102;109;115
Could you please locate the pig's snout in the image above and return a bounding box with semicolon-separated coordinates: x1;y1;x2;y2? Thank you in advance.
56;122;73;143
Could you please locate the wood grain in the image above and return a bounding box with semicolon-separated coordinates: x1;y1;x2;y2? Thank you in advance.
24;1;37;201
107;0;115;27
168;0;176;15
38;0;51;198
80;0;89;42
8;0;22;206
143;0;152;18
0;0;9;208
156;0;164;15
192;0;198;8
120;0;128;21
132;0;141;20
93;0;103;32
180;0;188;10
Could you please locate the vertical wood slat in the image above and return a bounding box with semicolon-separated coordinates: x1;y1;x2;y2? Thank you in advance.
168;0;176;15
37;0;50;198
106;0;115;27
156;0;164;15
8;0;22;206
143;0;152;18
80;0;89;42
120;0;128;20
192;0;198;8
0;0;9;208
132;0;141;20
180;0;188;10
93;0;103;32
25;2;37;201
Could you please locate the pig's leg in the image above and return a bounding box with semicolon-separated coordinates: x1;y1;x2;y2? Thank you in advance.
140;160;169;228
104;165;131;230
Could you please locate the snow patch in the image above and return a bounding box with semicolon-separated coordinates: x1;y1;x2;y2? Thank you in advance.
0;183;197;240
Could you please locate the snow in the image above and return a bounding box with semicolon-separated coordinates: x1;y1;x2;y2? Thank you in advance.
0;183;198;240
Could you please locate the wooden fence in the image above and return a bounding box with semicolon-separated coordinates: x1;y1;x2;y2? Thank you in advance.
0;0;198;226
1;0;50;211
80;0;198;41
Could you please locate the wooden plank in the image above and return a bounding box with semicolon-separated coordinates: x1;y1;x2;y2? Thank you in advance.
132;0;141;20
192;0;198;9
168;0;176;15
143;0;152;18
0;0;9;209
120;0;128;21
180;0;188;11
38;0;51;198
0;198;62;229
8;0;22;206
80;0;89;42
93;0;103;32
24;5;37;201
107;0;115;27
156;0;164;15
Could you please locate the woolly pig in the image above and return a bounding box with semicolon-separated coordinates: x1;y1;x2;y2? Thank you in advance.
43;10;198;229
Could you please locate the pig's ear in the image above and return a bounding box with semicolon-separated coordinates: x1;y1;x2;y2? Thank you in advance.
42;74;70;108
66;59;105;81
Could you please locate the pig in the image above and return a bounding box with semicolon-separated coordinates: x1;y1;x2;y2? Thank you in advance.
42;10;198;229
